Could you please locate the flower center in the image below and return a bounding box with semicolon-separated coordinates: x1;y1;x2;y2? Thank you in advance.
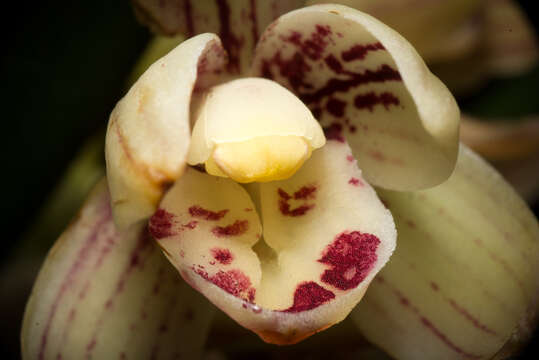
187;77;325;182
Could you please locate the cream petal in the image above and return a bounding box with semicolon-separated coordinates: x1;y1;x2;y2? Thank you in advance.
251;4;460;191
187;77;325;182
353;145;539;360
257;140;396;342
154;141;396;344
21;179;215;360
105;33;227;230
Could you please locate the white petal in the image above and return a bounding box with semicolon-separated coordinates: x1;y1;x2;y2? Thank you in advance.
251;4;460;191
105;33;227;230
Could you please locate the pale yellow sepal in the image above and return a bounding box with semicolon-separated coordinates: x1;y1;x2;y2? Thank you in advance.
21;179;215;360
353;145;539;360
188;78;325;183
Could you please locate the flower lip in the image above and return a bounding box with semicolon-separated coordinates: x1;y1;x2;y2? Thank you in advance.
156;140;396;344
187;77;326;183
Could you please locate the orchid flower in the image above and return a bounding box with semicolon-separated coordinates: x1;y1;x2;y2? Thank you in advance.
132;0;539;168
21;3;539;360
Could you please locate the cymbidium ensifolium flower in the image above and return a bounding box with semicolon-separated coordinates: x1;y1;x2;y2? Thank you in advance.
22;2;539;360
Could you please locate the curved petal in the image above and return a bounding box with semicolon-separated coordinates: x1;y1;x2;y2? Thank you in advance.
132;0;304;75
257;140;396;342
187;77;325;182
251;4;460;191
105;33;227;230
352;145;539;360
306;0;484;63
154;141;396;345
21;179;215;360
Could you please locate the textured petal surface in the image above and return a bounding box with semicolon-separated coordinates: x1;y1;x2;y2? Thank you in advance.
22;180;214;360
352;145;539;360
154;142;395;344
256;140;396;340
251;4;460;191
105;33;227;230
132;0;304;75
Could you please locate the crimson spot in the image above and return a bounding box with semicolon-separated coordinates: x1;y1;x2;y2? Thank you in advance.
319;231;380;290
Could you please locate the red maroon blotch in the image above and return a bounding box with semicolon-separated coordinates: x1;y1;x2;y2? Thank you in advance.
211;248;234;265
301;64;402;105
181;220;198;230
341;42;385;62
293;185;317;200
278;186;317;217
278;188;292;200
283;24;332;61
323;123;345;142
311;106;322;119
282;281;335;313
149;209;175;239
279;202;314;217
324;54;344;74
189;205;228;220
326;98;346;118
259;24;332;92
260;51;312;91
348;177;364;187
354;91;400;112
194;268;255;302
319;231;380;290
212;220;249;237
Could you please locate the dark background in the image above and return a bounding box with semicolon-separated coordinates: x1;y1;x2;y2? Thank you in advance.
0;0;537;358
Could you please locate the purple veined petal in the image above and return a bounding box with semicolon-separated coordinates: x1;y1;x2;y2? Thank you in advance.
352;145;539;360
131;0;305;75
153;141;396;344
251;4;460;191
21;179;215;360
105;33;227;231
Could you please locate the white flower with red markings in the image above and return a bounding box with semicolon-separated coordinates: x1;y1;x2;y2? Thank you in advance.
21;2;539;360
